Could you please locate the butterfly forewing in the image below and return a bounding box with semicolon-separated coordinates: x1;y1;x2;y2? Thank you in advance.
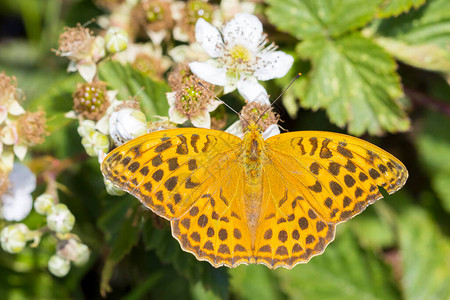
101;128;242;221
265;131;408;224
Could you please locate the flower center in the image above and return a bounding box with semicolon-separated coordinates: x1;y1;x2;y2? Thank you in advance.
146;3;165;22
73;82;110;121
229;45;252;63
186;0;213;25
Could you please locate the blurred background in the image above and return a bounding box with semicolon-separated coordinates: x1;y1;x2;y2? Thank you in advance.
0;0;449;299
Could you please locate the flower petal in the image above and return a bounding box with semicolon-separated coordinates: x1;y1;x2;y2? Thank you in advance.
8;101;25;116
222;13;263;52
195;18;224;58
0;107;7;124
190;110;211;128
168;106;188;124
1;191;33;221
146;29;167;45
189;62;227;86
254;51;294;81
225;120;244;139
166;92;177;106
95;116;109;135
13;143;27;161
1;125;18;145
262;124;280;140
236;79;270;104
9;162;36;193
77;62;97;82
206;99;222;112
0;151;14;173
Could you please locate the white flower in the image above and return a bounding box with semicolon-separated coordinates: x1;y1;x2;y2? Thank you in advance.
109;108;147;145
0;224;29;253
189;13;293;96
0;162;36;221
48;254;71;277
167;91;221;128
56;25;106;82
47;204;75;233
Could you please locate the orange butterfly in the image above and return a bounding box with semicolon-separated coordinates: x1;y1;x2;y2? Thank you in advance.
101;122;407;269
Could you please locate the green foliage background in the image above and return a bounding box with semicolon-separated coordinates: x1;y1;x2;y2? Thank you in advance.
0;0;449;299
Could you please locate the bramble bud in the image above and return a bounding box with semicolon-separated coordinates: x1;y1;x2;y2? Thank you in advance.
48;254;71;277
57;238;90;266
34;193;54;215
77;120;96;137
47;204;75;233
105;27;129;53
104;178;126;196
109;108;147;145
0;224;29;253
73;243;90;266
81;131;110;157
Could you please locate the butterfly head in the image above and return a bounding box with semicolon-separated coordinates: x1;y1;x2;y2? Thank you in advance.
246;121;263;133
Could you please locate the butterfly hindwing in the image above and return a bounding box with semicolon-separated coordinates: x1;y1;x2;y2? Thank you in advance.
253;161;336;269
171;159;254;268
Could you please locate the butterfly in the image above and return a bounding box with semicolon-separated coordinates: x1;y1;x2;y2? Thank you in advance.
101;122;408;269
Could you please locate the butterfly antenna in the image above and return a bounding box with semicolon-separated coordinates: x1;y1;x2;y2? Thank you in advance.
256;73;302;124
196;81;250;126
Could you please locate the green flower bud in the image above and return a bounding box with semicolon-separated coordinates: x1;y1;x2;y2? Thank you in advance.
73;243;90;266
105;27;129;53
104;178;126;196
81;131;110;157
77;120;96;137
56;238;90;266
47;204;75;233
48;254;71;277
0;224;29;253
34;193;54;215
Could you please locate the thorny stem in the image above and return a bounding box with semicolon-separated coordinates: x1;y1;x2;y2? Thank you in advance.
405;87;450;117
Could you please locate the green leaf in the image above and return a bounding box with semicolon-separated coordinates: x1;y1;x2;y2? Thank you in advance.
275;226;399;300
190;281;222;300
350;201;396;250
398;205;450;300
373;0;450;46
266;0;381;39
98;198;140;296
98;61;170;120
26;74;83;158
142;219;229;299
370;0;450;73
416;110;450;212
230;265;287;300
297;34;409;135
377;0;426;18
